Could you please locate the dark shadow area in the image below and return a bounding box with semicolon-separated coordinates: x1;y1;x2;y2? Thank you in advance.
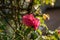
45;8;60;30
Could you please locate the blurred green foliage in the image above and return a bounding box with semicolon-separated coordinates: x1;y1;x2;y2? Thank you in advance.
0;0;60;40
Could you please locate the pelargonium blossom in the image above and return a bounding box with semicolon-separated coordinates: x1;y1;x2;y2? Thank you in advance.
22;14;40;30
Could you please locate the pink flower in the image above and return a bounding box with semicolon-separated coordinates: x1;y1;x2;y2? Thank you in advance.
58;30;60;34
22;14;40;30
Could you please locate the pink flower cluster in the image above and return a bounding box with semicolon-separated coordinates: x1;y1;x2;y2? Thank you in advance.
58;30;60;34
22;14;40;30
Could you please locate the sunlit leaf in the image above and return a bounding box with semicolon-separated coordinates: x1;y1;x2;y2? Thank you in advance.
37;29;42;35
34;0;41;5
50;35;58;40
0;30;3;32
45;0;50;4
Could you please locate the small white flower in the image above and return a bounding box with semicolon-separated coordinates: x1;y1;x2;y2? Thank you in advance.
34;5;39;10
49;30;54;34
42;36;46;39
51;3;54;6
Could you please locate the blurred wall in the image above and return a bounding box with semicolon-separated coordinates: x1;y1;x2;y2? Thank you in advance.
55;0;60;7
45;9;60;30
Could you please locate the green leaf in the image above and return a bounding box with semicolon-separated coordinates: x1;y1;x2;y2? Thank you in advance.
45;0;50;4
30;31;38;39
50;35;58;40
0;25;6;30
37;29;42;35
24;28;31;36
34;0;41;5
0;30;3;32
